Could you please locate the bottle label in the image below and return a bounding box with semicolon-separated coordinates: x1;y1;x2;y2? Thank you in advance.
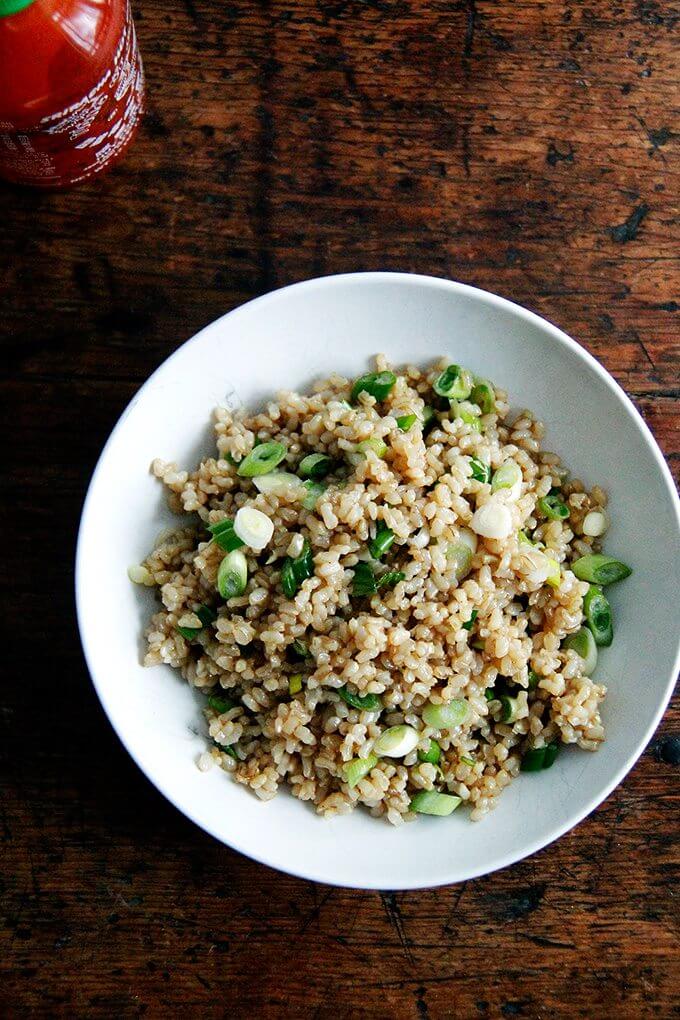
0;3;144;186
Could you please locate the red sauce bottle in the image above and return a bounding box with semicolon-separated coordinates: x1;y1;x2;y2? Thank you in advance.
0;0;144;187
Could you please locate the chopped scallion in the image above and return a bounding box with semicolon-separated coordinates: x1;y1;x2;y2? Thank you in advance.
396;413;417;432
462;609;478;632
422;699;469;730
527;670;540;690
537;492;569;521
208;518;245;552
572;554;632;585
281;541;314;598
373;724;419;758
433;364;473;400
563;626;598;675
460;755;476;766
451;401;483;432
583;585;613;647
337;686;382;711
499;695;521;723
356;437;388;459
217;549;248;600
491;461;522;496
469;457;491;484
352;561;377;596
237;441;287;477
302;480;326;510
377;570;405;590
521;743;559;772
208;694;237;713
471;379;495;414
177;604;217;640
351;371;397;403
233;506;274;550
369;521;395;559
410;790;462;816
343;754;379;788
299;453;334;479
417;739;441;765
288;673;303;695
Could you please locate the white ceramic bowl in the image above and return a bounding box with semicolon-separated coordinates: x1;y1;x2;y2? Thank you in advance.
76;273;680;889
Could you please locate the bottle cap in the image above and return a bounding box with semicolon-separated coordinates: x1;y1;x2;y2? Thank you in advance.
0;0;37;14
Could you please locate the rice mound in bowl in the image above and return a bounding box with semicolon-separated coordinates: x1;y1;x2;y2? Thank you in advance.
131;356;621;825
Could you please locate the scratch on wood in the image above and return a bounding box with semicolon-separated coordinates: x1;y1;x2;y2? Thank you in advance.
464;0;477;57
379;892;415;966
609;203;649;242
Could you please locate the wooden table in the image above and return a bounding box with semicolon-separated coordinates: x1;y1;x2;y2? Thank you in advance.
2;1;678;1015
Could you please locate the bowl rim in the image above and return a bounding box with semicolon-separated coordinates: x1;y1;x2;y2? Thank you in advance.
75;271;680;889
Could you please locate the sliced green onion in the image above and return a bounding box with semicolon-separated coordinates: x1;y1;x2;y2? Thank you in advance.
369;521;395;559
582;509;609;537
253;471;304;498
288;673;303;695
583;585;613;647
217;550;248;600
337;686;382;711
469;457;491;484
302;480;326;510
538;492;569;521
352;561;377;596
527;670;540;690
343;754;379;788
357;437;388;459
518;530;535;547
499;695;521;723
484;687;495;701
377;570;405;590
572;554;632;585
373;724;419;758
396;413;417;432
471;499;513;540
208;694;237;713
422;699;469;730
545;555;561;588
351;371;397;403
290;638;311;660
520;747;546;771
281;541;314;598
460;755;476;766
543;743;559;768
299;453;333;479
491;461;522;496
293;541;314;582
233;506;274;550
208;518;245;552
422;405;436;431
447;541;473;580
216;743;239;759
563;626;598;675
433;364;473;400
470;379;495;414
237;441;287;477
417;739;441;765
410;790;462;816
451;401;483;432
462;609;478;632
177;604;217;640
281;558;298;598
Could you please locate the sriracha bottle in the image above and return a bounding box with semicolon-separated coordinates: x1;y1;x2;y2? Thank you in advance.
0;0;144;187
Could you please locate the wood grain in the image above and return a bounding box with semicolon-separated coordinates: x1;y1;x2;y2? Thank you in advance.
1;0;678;1016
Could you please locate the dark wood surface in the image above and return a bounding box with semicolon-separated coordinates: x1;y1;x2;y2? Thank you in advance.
2;1;678;1016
